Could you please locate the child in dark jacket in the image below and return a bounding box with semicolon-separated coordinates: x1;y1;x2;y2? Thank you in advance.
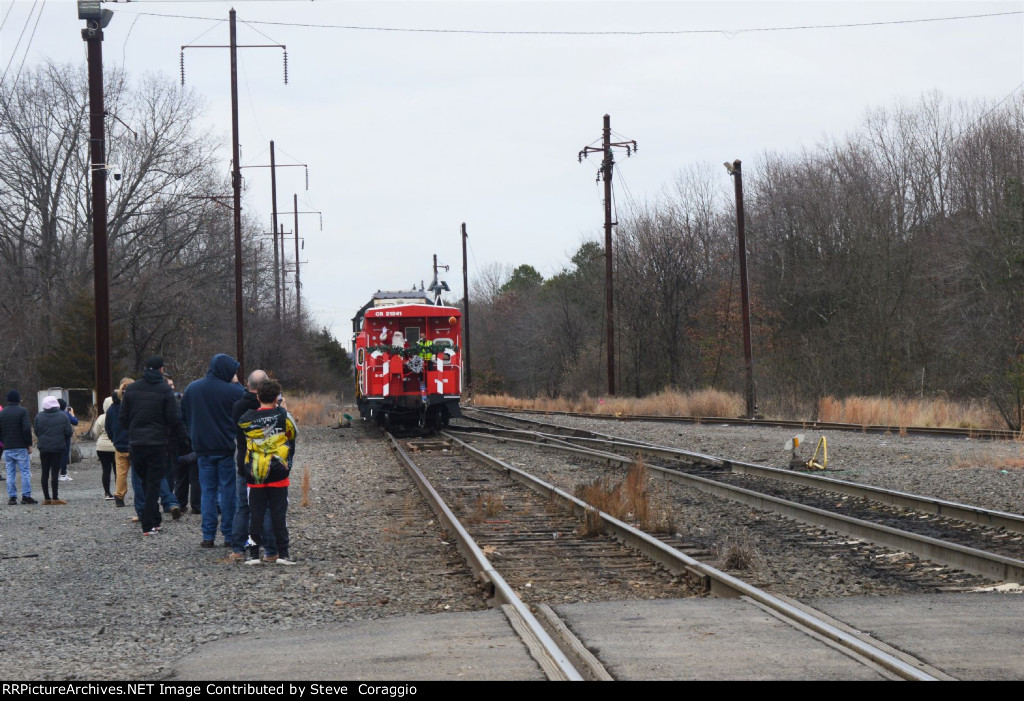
237;379;297;565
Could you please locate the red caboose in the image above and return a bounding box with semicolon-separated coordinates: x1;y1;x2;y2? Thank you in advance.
353;294;462;431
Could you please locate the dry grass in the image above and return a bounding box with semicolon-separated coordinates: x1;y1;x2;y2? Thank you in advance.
477;389;744;419
817;395;1004;431
476;390;1010;430
300;464;311;507
716;536;762;571
285;392;339;426
582;506;603;537
464;491;504;524
573;455;672;535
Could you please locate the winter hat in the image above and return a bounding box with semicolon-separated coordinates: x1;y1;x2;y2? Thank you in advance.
6;390;20;403
42;396;60;410
57;398;67;411
145;355;165;370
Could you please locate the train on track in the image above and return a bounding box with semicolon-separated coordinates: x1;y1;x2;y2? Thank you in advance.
352;289;463;431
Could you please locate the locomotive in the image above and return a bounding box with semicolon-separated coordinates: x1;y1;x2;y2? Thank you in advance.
353;290;463;431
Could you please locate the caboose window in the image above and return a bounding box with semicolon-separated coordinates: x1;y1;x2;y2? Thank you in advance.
405;327;420;344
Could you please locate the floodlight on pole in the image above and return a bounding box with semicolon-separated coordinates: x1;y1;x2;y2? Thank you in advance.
77;1;113;29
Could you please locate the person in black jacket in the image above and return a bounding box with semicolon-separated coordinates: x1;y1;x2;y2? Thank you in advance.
120;356;183;535
1;390;36;505
168;378;200;514
35;396;72;504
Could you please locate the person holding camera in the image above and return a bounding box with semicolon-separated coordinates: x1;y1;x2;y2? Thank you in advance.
56;398;78;481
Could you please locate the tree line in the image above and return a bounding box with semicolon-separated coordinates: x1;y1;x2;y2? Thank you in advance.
466;91;1024;430
0;62;350;410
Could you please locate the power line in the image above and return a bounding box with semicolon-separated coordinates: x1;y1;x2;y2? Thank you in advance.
0;1;16;31
0;0;38;88
114;9;1024;37
9;0;46;93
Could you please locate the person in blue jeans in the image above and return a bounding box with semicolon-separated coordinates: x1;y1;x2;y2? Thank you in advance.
226;368;277;562
130;462;180;519
181;354;245;548
1;391;37;505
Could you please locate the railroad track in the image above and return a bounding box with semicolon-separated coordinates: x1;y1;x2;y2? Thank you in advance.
454;408;1024;585
470;405;1023;441
383;428;953;681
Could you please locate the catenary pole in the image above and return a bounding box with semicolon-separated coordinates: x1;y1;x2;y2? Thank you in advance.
294;193;301;319
578;115;636;397
270;140;280;321
728;159;757;418
229;9;245;377
461;222;471;393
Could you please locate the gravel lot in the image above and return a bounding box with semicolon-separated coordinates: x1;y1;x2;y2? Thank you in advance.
1;411;1021;681
0;421;483;682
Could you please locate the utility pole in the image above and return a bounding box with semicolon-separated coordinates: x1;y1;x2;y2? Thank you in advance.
280;223;288;324
180;9;288;378
430;254;450;304
461;222;471;394
239;151;306;324
725;159;757;419
578;114;636;396
270;141;280;321
280;200;321;321
228;10;246;376
293;193;301;319
79;1;113;412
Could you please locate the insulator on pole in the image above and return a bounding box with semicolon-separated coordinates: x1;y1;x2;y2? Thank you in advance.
283;50;288;85
180;51;185;85
305;166;309;190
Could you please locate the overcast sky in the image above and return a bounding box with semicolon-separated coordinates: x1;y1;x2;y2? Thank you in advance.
3;0;1023;343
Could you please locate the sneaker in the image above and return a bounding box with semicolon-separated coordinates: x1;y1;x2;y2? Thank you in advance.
104;494;115;501
276;557;298;566
59;474;72;482
225;552;246;563
114;497;126;507
244;557;262;565
262;555;279;563
132;516;140;522
42;499;54;505
54;499;68;505
142;529;158;536
152;525;161;532
7;497;17;505
171;506;182;520
200;540;215;548
21;496;38;505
